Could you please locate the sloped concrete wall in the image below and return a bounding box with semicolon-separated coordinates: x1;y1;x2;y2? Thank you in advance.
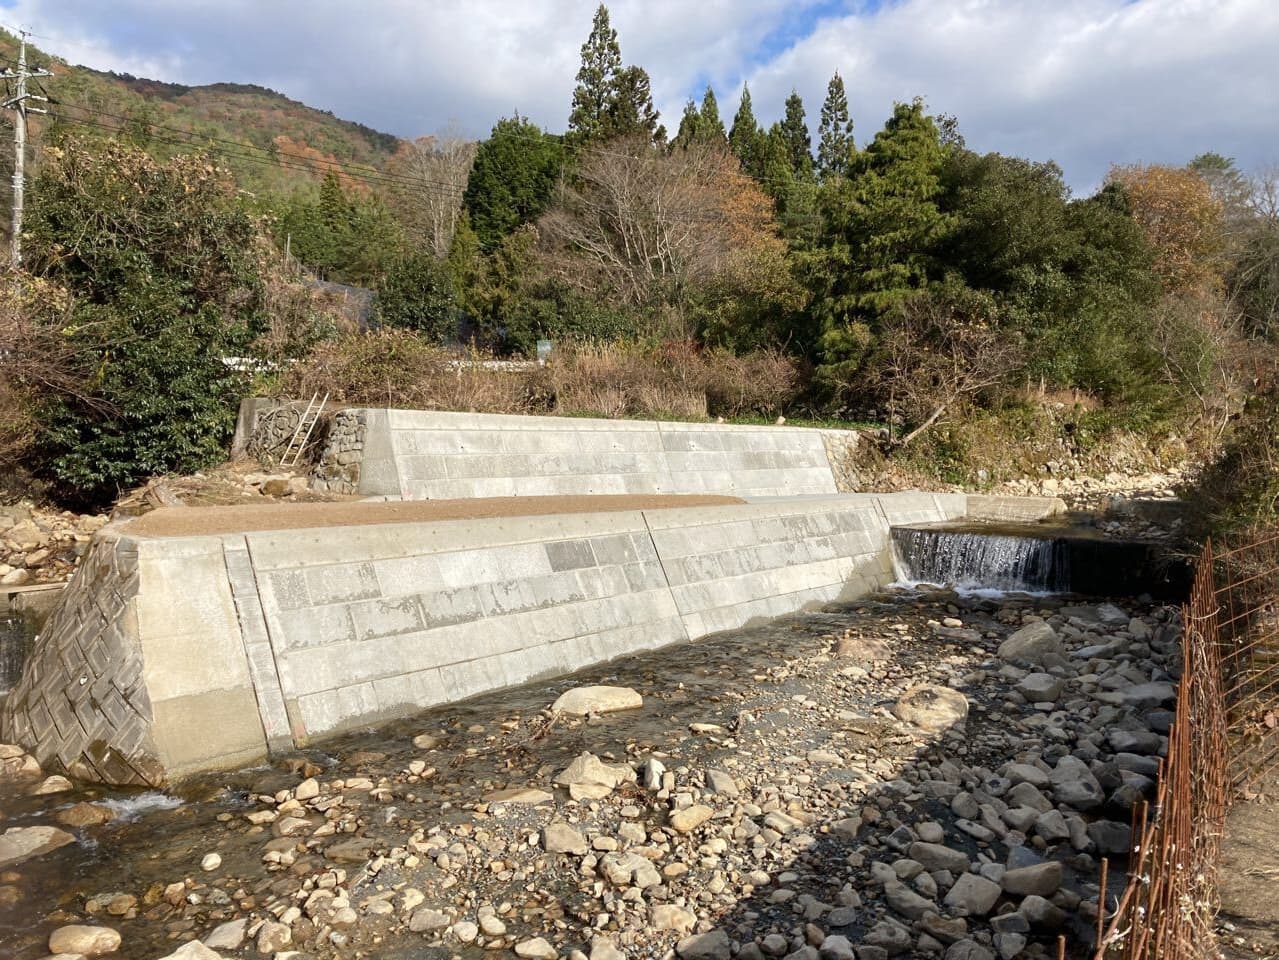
3;492;969;785
331;409;855;499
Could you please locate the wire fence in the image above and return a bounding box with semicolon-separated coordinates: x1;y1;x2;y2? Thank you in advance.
1090;533;1279;960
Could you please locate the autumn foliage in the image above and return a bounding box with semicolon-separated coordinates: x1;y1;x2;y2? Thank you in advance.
1107;163;1225;293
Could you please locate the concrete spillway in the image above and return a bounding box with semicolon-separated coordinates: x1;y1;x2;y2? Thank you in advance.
2;491;1025;787
893;521;1192;599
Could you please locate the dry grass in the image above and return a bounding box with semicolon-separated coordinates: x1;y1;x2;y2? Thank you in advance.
279;330;549;414
280;333;803;423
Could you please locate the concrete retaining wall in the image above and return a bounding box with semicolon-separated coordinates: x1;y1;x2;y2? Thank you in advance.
312;408;861;499
2;492;975;785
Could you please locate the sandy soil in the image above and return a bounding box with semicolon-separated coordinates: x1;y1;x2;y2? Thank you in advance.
121;494;745;538
1218;798;1279;957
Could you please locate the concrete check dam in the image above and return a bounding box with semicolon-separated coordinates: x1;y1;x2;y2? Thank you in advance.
2;409;1072;786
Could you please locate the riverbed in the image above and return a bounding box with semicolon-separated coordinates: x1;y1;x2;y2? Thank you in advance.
0;585;1176;960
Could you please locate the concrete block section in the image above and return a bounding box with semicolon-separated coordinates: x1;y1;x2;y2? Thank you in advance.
966;494;1067;522
3;488;1054;786
340;408;856;500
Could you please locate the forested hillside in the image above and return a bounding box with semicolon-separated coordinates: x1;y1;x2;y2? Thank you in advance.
0;28;403;240
1;9;1277;533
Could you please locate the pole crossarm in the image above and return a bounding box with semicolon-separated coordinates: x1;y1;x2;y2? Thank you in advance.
3;31;52;268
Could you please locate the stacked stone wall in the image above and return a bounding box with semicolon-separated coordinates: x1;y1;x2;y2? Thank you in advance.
311;409;366;494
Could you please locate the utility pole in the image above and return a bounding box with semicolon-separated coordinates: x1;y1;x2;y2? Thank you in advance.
2;31;51;269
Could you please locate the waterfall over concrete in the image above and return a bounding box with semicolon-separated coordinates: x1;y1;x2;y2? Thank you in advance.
892;525;1071;592
892;522;1192;598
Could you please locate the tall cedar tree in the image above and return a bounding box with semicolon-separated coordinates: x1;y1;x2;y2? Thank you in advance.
812;99;949;379
729;84;764;178
673;87;725;148
699;86;726;143
567;4;622;145
606;65;665;144
463;115;565;252
780;90;813;178
817;72;854;180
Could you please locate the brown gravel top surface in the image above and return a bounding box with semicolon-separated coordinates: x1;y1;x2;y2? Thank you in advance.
122;494;745;538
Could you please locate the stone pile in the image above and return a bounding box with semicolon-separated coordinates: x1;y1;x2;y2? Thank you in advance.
0;501;106;585
1;589;1177;960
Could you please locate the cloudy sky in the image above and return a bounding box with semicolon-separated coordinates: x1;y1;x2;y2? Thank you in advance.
2;0;1275;192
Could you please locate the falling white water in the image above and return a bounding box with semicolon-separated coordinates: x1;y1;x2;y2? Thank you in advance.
892;527;1071;593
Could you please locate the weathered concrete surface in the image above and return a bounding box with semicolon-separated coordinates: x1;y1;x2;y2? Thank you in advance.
314;409;860;499
965;494;1067;522
1;492;1006;785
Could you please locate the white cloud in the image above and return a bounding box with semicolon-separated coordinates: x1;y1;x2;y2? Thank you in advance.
741;0;1279;190
4;0;1277;189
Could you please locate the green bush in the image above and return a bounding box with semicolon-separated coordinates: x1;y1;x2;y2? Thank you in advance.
26;138;263;507
376;251;460;340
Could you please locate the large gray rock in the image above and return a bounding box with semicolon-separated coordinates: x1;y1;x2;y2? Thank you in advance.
1120;682;1176;709
892;685;969;731
945;942;994;960
863;920;913;955
1050;755;1104;810
997;622;1065;665
203;919;247;951
1017;673;1064;702
884;880;937;920
670;804;714;833
1107;728;1163;754
1018;895;1067;928
542;822;588;855
835;635;893;662
0;825;76;868
943;873;1003;916
1088;820;1133;854
908;842;970;875
1000;861;1062;897
677;930;732;960
552;686;643;715
553;752;637;790
48;924;122;956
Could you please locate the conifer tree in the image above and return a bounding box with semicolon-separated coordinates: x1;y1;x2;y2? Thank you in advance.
729;83;763;176
810;99;951;383
673;99;702;148
779;91;813;178
817;71;854;180
567;4;623;145
606;65;665;143
674;86;727;149
699;85;726;143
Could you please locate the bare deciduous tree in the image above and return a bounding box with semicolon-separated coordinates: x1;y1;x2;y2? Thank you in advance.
538;137;779;311
385;129;477;258
0;275;102;468
880;288;1023;446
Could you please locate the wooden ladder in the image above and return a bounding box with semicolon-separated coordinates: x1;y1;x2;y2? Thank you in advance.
279;393;327;468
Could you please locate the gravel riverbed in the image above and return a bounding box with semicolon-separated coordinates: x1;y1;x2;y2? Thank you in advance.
0;586;1177;960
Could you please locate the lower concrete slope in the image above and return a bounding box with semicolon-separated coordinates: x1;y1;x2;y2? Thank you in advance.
3;492;970;785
